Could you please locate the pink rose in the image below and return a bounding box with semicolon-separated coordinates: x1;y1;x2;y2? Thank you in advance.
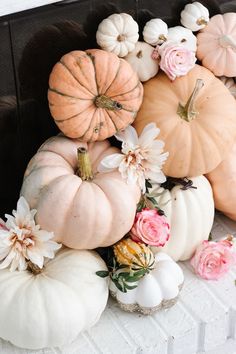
190;238;236;280
158;41;196;80
130;208;170;247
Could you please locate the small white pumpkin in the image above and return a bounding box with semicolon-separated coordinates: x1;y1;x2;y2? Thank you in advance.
151;176;215;261
110;252;184;315
124;41;159;82
181;2;209;32
96;13;139;57
167;26;197;51
143;18;168;46
219;76;236;98
0;248;108;349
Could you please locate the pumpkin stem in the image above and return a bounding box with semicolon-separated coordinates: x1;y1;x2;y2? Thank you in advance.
196;17;208;26
219;35;236;50
137;50;143;58
158;34;167;43
95;95;123;111
77;147;93;181
27;261;43;275
177;79;204;122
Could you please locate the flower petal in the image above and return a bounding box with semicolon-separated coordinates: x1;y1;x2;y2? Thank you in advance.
115;125;139;147
98;154;124;172
138;123;160;148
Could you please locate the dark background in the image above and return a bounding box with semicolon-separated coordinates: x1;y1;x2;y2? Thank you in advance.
0;0;234;216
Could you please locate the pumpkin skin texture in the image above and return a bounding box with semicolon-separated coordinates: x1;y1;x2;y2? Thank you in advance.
20;135;141;249
206;143;236;221
197;13;236;77
151;176;215;261
110;252;184;315
48;49;143;141
0;248;108;349
133;65;236;178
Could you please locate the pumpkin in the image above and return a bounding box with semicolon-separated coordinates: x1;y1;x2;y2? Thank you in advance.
48;49;143;141
167;26;197;51
96;13;139;57
219;76;236;99
124;41;159;82
197;13;236;77
206;143;236;221
133;65;236;177
143;19;168;46
20;135;141;249
110;252;184;315
180;2;209;32
150;176;215;261
0;248;108;349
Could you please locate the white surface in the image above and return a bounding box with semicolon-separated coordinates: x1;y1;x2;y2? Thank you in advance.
0;212;236;354
0;0;63;17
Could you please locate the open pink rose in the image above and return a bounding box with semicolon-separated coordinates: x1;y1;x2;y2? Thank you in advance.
158;41;196;80
190;238;236;280
130;208;170;247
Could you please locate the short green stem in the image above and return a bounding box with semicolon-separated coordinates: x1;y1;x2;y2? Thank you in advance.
95;95;123;111
77;147;93;181
219;35;236;50
177;79;204;122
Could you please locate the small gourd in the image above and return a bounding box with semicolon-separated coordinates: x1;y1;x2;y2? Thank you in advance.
181;2;209;32
110;252;184;315
96;13;139;57
150;176;215;261
0;248;108;349
143;19;168;46
167;26;197;51
197;13;236;77
124;41;159;82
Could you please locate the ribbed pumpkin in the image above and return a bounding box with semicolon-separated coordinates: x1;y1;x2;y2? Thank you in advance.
48;49;143;141
133;65;236;177
206;143;236;221
197;13;236;77
20;135;141;249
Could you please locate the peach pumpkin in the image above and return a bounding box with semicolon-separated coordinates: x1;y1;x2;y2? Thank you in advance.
197;13;236;77
20;135;141;249
133;65;236;178
48;49;143;141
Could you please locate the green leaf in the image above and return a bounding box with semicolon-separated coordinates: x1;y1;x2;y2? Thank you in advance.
96;270;109;278
208;233;213;241
124;283;138;290
145;179;153;190
112;279;127;293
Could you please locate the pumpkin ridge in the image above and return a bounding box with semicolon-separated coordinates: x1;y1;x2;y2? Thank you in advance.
105;110;120;132
107;71;139;98
54;104;94;123
48;87;91;101
86;52;100;95
37;147;76;169
77;108;99;141
110;81;141;99
104;60;122;96
59;59;96;97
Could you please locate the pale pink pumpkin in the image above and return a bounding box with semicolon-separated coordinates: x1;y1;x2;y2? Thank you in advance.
20;135;141;249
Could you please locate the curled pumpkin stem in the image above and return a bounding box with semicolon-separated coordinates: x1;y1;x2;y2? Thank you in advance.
95;95;123;111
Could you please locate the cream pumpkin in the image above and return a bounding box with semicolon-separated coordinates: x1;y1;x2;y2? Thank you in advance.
197;13;236;77
48;49;143;141
0;248;108;349
150;176;215;261
180;2;209;32
206;143;236;221
110;252;184;315
143;18;168;46
133;65;236;177
167;26;197;51
20;135;141;249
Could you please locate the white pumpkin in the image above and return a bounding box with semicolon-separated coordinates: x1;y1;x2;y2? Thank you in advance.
219;76;236;98
110;252;184;315
167;26;197;51
96;13;139;57
181;2;209;32
124;41;159;82
143;18;168;46
0;248;108;350
151;176;215;261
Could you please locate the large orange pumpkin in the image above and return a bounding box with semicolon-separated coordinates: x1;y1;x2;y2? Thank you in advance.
48;49;143;141
206;142;236;221
20;135;141;249
197;13;236;77
133;65;236;178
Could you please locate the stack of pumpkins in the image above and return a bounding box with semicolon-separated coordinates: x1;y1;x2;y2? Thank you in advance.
3;2;236;351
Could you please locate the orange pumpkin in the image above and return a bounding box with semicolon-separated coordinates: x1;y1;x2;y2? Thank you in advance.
48;49;143;141
197;13;236;77
206;143;236;221
133;65;236;178
20;135;141;249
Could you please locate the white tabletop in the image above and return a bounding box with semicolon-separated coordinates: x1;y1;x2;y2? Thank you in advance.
0;212;236;354
0;0;63;17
